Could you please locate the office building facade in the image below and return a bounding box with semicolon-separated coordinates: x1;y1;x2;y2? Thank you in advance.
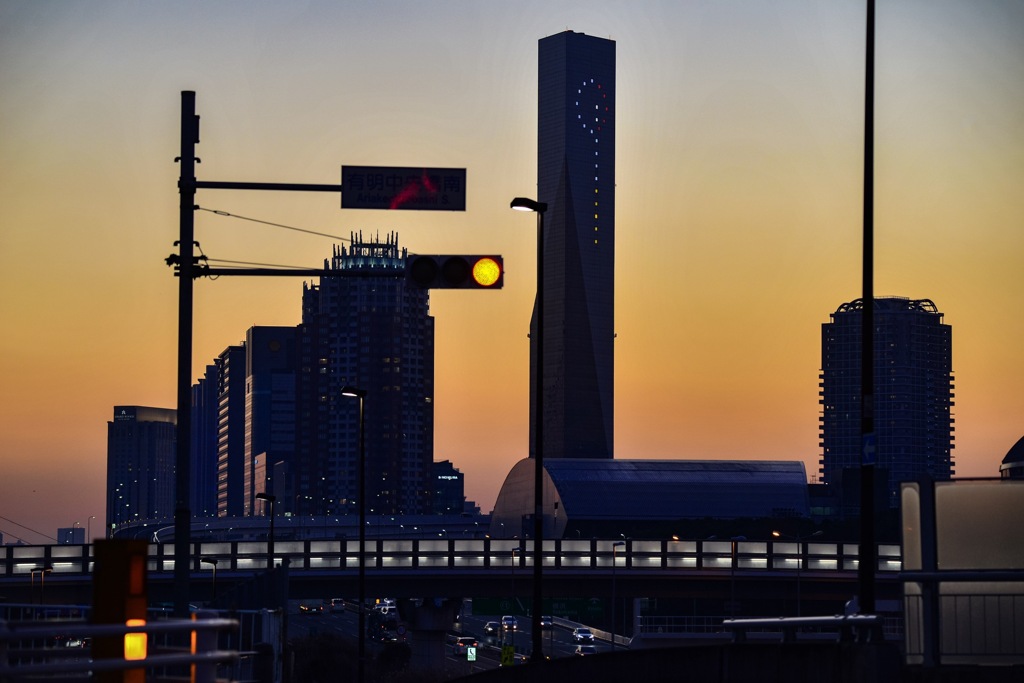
106;406;177;531
243;326;297;516
819;297;954;511
216;345;247;517
534;30;616;459
191;363;220;519
432;460;465;515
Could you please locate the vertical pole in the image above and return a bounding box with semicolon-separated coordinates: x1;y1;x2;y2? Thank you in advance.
532;209;545;661
267;500;275;570
175;90;198;617
611;546;617;651
357;395;366;683
918;481;939;667
859;0;877;616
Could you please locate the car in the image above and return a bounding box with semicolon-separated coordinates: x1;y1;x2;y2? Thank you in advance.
572;627;595;643
575;644;598;656
540;615;553;629
329;598;345;613
501;615;518;631
452;636;478;656
483;621;501;637
298;602;324;614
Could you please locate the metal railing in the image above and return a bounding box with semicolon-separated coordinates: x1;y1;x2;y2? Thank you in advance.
902;576;1024;666
0;611;240;682
0;605;281;682
0;538;904;578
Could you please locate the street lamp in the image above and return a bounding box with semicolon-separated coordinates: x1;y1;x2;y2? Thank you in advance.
510;546;521;613
772;530;823;616
510;196;548;661
341;385;368;683
88;516;96;543
611;541;625;651
730;535;746;617
255;492;276;570
200;557;218;602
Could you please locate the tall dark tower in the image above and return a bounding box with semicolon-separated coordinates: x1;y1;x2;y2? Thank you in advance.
535;31;616;459
297;233;435;516
819;297;954;512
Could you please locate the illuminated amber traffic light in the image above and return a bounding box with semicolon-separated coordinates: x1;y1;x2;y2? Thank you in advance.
406;255;503;289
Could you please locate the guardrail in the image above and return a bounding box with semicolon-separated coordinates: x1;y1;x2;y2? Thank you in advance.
0;611;241;682
0;538;903;578
721;614;883;643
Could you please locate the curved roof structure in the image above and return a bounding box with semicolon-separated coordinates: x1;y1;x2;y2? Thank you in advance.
490;458;809;538
1000;435;1024;479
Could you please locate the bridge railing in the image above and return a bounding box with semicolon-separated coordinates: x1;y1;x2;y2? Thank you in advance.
0;609;241;682
0;538;903;578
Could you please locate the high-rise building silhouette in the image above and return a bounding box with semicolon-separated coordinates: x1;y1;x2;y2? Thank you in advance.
106;406;176;532
534;30;616;459
819;297;954;512
243;326;297;515
215;344;247;517
296;233;435;516
191;363;220;518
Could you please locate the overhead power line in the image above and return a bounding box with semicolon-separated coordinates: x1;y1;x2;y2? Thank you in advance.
197;207;353;242
0;514;59;543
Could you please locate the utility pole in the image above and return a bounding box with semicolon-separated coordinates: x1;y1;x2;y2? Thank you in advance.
170;92;484;617
173;91;198;617
859;0;877;616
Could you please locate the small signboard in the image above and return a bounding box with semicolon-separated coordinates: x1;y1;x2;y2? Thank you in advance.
500;645;514;667
341;166;466;211
467;646;477;662
862;432;877;465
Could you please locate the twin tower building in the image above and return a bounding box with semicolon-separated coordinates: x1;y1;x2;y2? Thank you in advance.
108;32;953;534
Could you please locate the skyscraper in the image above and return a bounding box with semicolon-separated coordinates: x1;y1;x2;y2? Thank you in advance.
297;233;435;516
191;363;220;519
535;30;616;460
215;344;247;517
819;297;954;512
106;406;177;531
243;326;297;515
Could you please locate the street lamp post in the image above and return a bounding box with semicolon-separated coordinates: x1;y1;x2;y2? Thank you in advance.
510;546;520;614
611;540;625;651
341;385;368;683
88;516;96;543
255;492;276;570
772;530;823;616
729;536;746;618
510;196;548;662
201;557;218;602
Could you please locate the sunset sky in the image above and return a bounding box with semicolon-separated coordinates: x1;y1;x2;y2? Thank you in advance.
1;1;1022;543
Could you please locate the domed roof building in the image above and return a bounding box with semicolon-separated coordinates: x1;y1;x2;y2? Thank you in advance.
1000;436;1024;479
489;458;810;539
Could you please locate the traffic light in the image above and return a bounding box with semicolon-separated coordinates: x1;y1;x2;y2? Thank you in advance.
406;254;503;289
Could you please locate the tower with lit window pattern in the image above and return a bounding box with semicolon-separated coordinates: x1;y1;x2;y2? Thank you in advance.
534;31;615;460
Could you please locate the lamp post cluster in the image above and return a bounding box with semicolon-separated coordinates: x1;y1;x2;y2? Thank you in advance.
772;529;823;616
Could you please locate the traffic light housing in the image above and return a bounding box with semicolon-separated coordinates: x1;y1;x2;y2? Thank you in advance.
406;254;503;289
